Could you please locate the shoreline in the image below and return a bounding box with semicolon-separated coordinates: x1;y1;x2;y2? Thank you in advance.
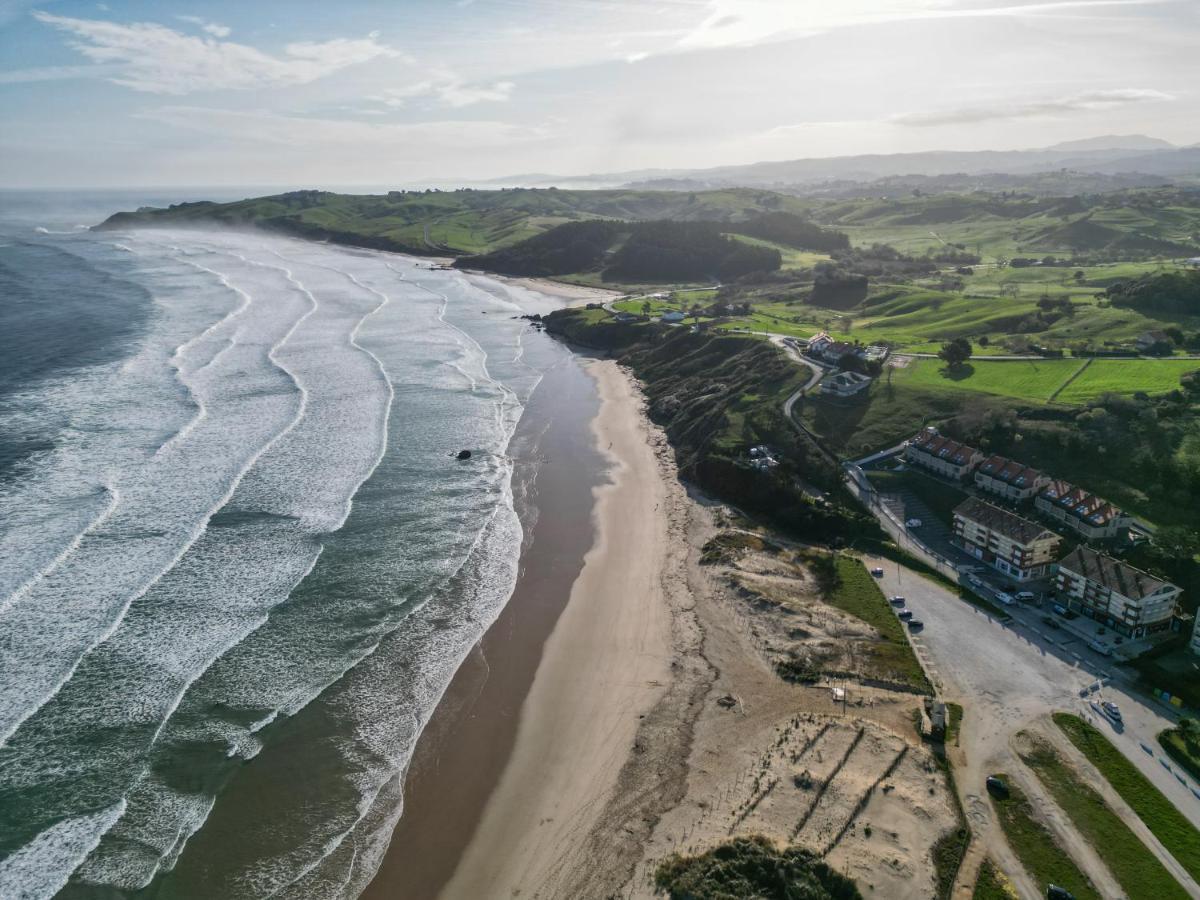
438;358;688;898
359;344;608;900
362;354;697;899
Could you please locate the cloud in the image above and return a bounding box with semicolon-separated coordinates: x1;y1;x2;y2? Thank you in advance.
177;15;232;38
136;105;549;148
33;11;398;94
374;71;515;108
894;88;1174;126
0;64;106;84
676;0;1171;51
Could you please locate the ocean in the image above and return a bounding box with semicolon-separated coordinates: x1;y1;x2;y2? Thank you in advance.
0;191;579;898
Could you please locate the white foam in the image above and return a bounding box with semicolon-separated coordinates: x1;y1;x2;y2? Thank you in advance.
0;801;126;900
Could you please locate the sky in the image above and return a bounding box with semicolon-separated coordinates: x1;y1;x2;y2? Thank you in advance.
0;0;1197;188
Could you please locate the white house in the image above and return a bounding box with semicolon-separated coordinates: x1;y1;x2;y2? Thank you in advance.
820;371;872;398
1056;546;1181;638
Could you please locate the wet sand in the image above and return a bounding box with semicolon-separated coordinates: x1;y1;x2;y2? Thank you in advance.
360;347;607;900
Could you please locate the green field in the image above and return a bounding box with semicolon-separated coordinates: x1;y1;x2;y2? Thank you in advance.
900;357;1084;403
1052;713;1200;883
987;776;1099;900
1056;359;1200;404
972;859;1016;899
1018;730;1191;899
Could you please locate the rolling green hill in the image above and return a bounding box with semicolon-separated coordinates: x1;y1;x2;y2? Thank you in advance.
96;187;816;257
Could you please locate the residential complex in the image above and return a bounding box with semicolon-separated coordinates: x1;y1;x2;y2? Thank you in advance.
1191;614;1200;656
952;497;1063;582
905;428;984;481
974;455;1049;502
1035;480;1132;541
1056;546;1181;637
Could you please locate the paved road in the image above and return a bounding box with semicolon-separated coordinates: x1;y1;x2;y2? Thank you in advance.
867;554;1200;896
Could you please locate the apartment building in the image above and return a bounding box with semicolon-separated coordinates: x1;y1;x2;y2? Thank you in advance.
905;428;984;482
1036;480;1132;541
1056;546;1181;638
952;497;1063;582
974;455;1049;503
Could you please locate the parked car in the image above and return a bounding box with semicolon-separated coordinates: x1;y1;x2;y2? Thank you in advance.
870;567;884;577
1040;615;1060;630
985;775;1008;798
890;596;906;606
905;518;922;528
996;592;1015;606
1102;700;1122;722
897;609;914;620
966;573;983;588
1052;603;1068;616
907;619;924;631
1015;591;1036;603
1047;886;1076;900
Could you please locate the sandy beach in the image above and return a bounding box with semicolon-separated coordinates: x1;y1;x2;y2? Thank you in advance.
366;348;959;900
439;359;690;897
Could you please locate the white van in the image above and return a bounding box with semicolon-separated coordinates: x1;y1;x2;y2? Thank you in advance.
1015;591;1036;603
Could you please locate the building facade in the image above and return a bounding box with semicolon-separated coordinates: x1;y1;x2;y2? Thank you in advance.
1056;546;1181;638
974;455;1049;503
1191;614;1200;656
1035;480;1131;541
905;428;984;481
952;497;1062;582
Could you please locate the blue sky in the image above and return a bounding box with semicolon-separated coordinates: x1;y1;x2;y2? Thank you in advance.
1;0;1197;187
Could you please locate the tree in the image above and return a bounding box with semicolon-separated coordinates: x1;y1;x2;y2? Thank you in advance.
938;337;973;369
641;299;652;317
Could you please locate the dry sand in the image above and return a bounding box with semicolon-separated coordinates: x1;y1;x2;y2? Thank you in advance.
504;277;622;307
439;358;685;898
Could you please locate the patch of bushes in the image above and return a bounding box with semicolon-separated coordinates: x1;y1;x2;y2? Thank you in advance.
654;835;862;899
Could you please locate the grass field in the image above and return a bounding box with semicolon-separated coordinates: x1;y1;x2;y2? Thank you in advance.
1018;729;1191;899
900;358;1085;402
972;859;1017;899
987;776;1099;900
1056;359;1200;404
1051;713;1200;883
814;555;931;692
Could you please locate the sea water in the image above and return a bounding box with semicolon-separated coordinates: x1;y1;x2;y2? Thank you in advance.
0;192;574;898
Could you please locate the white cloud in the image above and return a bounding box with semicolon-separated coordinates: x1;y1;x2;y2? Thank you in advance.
895;87;1174;126
136;105;549;148
33;11;398;94
374;71;515;108
177;15;232;39
0;64;106;84
676;0;1171;51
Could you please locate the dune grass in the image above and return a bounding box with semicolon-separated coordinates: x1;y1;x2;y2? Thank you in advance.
1052;713;1200;884
1018;729;1191;899
808;554;931;693
972;859;1017;899
987;775;1099;900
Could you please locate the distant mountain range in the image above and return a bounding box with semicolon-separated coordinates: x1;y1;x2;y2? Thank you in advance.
480;135;1199;192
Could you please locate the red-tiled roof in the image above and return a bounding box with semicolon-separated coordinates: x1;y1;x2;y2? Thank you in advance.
909;431;979;467
977;454;1044;488
1037;480;1125;527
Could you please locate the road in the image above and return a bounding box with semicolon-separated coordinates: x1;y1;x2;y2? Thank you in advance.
866;554;1200;897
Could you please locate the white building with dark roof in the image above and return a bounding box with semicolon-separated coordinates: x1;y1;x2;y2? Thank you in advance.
820;370;872;398
974;455;1049;503
953;497;1062;582
1035;480;1131;541
904;427;984;481
1056;546;1181;637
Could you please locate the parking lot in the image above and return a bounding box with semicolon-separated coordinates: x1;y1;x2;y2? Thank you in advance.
866;554;1200;830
